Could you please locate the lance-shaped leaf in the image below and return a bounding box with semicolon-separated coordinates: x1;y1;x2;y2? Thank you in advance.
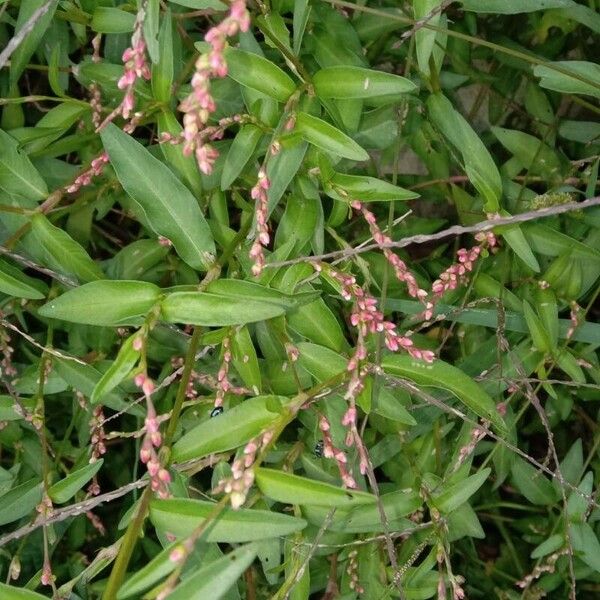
168;544;258;600
38;280;161;326
100;124;215;270
533;61;600;99
382;354;506;432
225;48;296;102
150;498;307;541
91;334;141;403
0;479;43;526
313;66;416;99
49;459;104;504
430;468;491;513
0;258;47;299
9;0;59;86
295;112;369;161
221;124;263;190
22;214;104;283
255;468;376;507
0;129;48;201
172;395;292;462
325;172;419;202
426;93;501;212
0;582;49;600
161;281;319;327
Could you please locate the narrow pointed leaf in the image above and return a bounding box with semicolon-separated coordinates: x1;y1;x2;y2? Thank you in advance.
313;66;416;99
100;123;215;270
295;112;369;161
38;280;161;326
225;48;296;102
172;395;292;462
150;498;307;541
255;468;376;507
49;459;103;504
382;355;506;432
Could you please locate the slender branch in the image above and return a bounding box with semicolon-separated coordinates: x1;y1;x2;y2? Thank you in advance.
266;196;600;268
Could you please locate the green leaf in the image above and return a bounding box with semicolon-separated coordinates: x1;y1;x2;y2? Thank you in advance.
288;300;347;353
161;282;319;327
414;0;444;76
143;0;160;64
38;280;161;326
168;544;258;600
295;112;369;162
297;342;347;382
150;498;307;541
221;125;263;190
9;0;59;86
533;61;600;99
304;489;422;533
231;325;261;392
381;354;506;432
91;334;141;402
100;123;215;270
0;479;43;526
313;66;416;99
570;522;600;573
531;533;564;559
326;173;419;202
225;48;296;102
511;458;557;505
0;258;46;299
500;220;541;272
91;8;135;33
116;541;181;599
0;583;49;600
266;138;308;212
426;93;501;211
523;300;551;353
255;468;376;507
172;395;291;462
53;357;135;412
492;127;561;175
461;0;573;13
293;0;311;55
152;10;174;103
49;459;103;504
431;469;491;513
22;214;104;283
0;129;48;201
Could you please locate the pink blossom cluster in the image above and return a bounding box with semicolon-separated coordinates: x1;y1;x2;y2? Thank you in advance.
319;415;357;489
249;169;271;276
136;375;171;498
567;301;581;339
215;334;233;408
319;264;435;364
179;0;250;175
117;35;150;120
215;428;273;509
352;201;432;317
431;232;497;299
89;406;107;463
66;153;109;194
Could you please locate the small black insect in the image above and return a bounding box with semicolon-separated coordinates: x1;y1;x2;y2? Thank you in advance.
210;406;224;418
314;440;324;458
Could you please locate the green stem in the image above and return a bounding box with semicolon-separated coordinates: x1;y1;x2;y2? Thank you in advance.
163;326;203;448
101;487;152;600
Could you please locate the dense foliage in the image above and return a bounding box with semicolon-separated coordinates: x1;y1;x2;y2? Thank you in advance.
0;0;599;598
